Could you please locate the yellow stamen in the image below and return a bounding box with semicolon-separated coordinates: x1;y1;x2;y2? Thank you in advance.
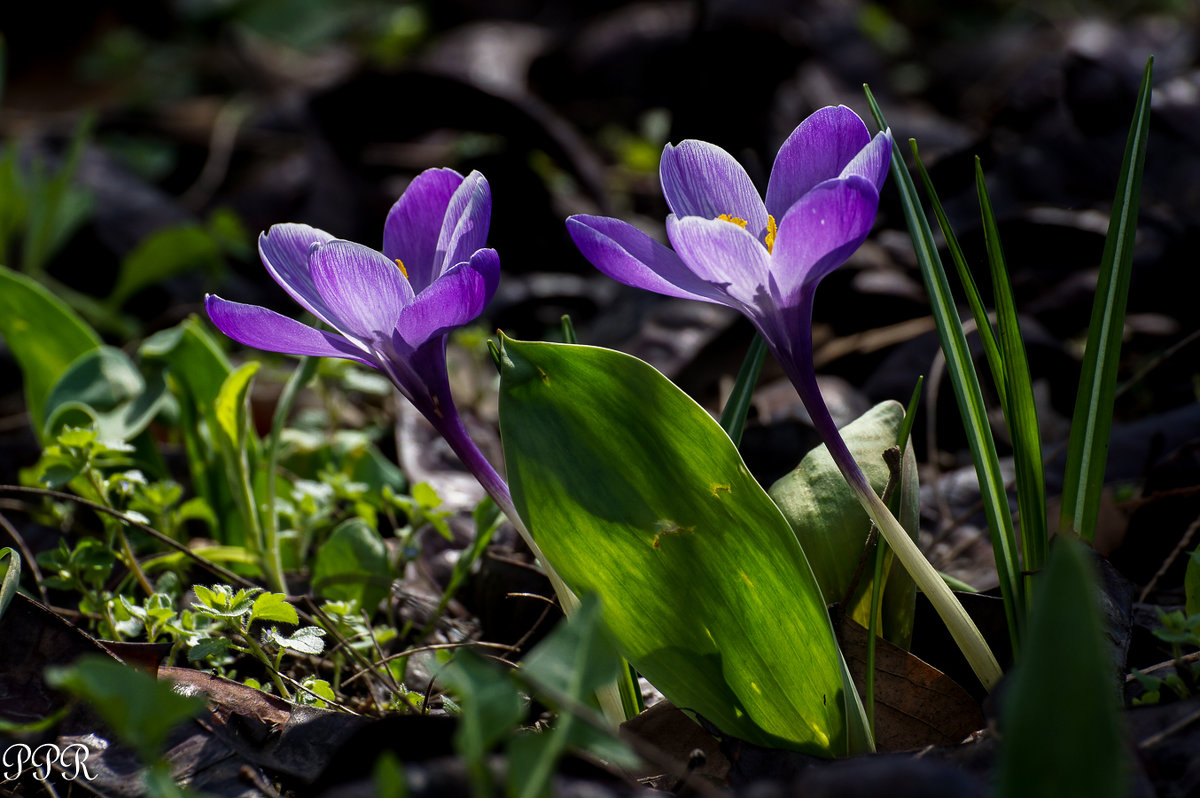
717;212;778;253
394;258;409;279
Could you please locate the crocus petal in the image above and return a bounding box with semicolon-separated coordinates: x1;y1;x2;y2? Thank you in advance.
665;214;772;308
769;176;880;301
566;215;727;304
660;141;769;236
204;295;376;366
765;106;873;220
395;249;498;349
383;168;464;292
258;223;339;327
434;171;491;287
839;129;893;192
309;240;414;342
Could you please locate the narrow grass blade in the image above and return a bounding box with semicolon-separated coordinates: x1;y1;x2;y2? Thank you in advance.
0;547;19;621
1061;57;1153;541
561;314;578;345
910;145;1006;409
720;333;768;447
865;86;1025;653
976;160;1048;594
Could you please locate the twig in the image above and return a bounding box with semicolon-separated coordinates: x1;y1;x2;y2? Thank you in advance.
1137;705;1200;749
1139;511;1200;602
342;640;518;687
0;485;259;590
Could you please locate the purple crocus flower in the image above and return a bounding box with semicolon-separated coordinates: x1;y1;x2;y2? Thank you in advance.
205;168;511;513
567;105;891;500
567;106;1003;687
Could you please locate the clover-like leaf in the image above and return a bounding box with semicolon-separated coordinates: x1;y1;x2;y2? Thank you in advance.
187;636;233;662
266;625;326;655
250;592;299;626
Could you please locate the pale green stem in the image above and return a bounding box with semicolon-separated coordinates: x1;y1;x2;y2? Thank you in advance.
781;291;1002;690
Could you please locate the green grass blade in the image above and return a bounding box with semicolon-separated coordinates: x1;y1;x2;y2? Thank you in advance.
976;160;1048;595
865;86;1025;652
910;144;1007;409
719;333;768;447
1061;56;1153;541
0;547;19;621
561;314;578;345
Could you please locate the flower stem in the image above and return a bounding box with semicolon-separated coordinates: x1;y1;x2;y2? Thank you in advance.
782;297;1002;690
430;392;633;723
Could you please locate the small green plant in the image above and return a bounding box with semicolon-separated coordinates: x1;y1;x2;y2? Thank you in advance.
188;584;326;700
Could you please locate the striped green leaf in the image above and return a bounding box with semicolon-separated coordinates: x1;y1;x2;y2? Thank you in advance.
1061;57;1154;541
498;336;868;755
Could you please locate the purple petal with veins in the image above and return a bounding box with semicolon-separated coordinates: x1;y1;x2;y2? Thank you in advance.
309;240;413;344
205;295;376;366
765;106;873;220
660;141;769;236
383;168;464;293
258;224;338;327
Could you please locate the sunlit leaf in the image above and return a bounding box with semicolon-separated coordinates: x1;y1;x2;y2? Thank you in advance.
0;547;19;621
42;345;170;441
250;591;299;626
266;625;325;655
498;337;865;755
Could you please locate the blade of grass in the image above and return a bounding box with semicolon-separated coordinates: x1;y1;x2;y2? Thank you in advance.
561;314;578;345
976;160;1048;600
1061;56;1153;542
719;333;768;447
865;85;1025;653
0;547;19;620
910;145;1007;410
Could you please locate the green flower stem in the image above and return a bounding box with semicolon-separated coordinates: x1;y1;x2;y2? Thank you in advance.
426;395;627;725
786;291;1002;690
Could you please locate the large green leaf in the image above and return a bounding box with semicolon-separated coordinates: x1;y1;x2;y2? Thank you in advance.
498;337;865;755
0;265;102;436
42;345;169;442
139;316;233;415
768;401;919;647
311;518;393;612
